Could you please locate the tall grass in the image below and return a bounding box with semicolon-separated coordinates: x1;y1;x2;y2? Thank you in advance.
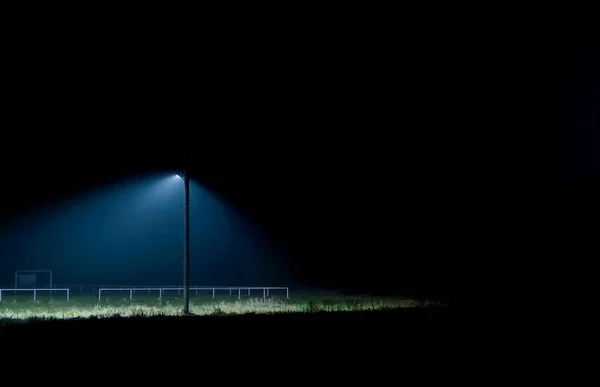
0;294;417;322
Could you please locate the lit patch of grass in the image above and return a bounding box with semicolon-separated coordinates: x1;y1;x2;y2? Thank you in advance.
0;293;417;322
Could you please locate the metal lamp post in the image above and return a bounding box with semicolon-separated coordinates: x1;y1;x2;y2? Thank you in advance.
182;170;190;315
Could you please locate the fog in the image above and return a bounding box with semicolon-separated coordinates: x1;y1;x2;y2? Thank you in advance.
0;173;288;288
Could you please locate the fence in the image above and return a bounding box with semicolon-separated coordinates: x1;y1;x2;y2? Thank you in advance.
98;286;290;301
0;285;290;302
0;288;70;301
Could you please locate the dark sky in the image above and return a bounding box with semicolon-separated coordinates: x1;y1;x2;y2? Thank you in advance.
0;6;597;299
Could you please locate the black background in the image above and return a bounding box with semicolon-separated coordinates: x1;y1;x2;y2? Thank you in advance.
1;5;597;302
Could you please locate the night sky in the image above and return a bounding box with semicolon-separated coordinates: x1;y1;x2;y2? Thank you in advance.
0;6;597;301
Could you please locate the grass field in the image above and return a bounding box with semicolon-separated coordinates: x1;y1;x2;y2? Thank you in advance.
1;289;451;369
0;289;418;322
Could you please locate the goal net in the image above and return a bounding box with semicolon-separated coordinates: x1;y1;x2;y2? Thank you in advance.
14;270;53;289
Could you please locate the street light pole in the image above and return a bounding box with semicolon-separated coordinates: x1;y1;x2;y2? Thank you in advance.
182;169;190;315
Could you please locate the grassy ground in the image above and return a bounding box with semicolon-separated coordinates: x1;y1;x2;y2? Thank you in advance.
0;290;417;322
0;289;452;374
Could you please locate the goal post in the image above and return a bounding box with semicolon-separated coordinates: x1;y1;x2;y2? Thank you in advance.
14;270;53;289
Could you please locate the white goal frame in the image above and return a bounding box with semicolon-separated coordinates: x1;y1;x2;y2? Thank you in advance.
14;270;53;289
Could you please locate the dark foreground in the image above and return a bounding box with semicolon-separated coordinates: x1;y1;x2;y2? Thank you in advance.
1;307;455;375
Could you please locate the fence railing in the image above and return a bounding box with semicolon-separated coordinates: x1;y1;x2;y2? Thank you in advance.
0;285;290;302
98;286;290;301
0;288;70;301
1;285;130;293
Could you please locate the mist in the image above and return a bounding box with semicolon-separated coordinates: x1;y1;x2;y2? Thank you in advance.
0;173;288;288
